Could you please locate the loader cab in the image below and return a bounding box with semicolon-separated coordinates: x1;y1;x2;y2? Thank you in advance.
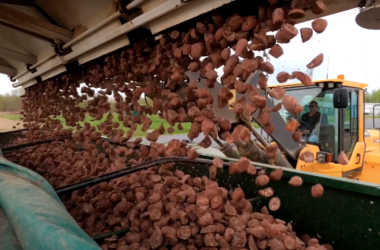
270;79;366;169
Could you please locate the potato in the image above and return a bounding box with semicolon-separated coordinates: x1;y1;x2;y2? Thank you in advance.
269;44;283;58
235;39;248;57
204;32;216;46
199;213;213;226
292;71;312;86
292;131;302;142
252;95;266;109
243;103;257;117
229;162;239;175
311;0;326;15
268;87;285;100
189;61;200;72
307;53;324;69
282;96;298;113
260;62;274;74
258;73;268;90
268;197;281;211
211;12;224;26
272;102;282;112
311;184;324;198
211;51;224;68
228;15;245;31
210;196;223;209
224;55;239;74
235;80;248;94
231;187;245;202
222;24;236;42
221;48;231;61
196;22;207;34
338;151;349;165
299;151;315;163
255;175;270;187
218;88;233;102
259;187;274;197
233;102;244;114
288;9;305;19
312;19;328;34
177;226;191;240
209;165;217;180
272;8;285;26
242;59;259;72
285;118;300;133
288;176;303;187
233;65;243;77
218;120;231;133
191;43;204;59
206;70;218;80
242;16;258;31
196;196;209;207
276;72;289;84
281;24;299;40
254;33;268;48
215;27;224;42
269;168;283;181
300;28;313;43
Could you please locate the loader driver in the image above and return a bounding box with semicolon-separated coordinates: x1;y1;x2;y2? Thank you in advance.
299;101;321;136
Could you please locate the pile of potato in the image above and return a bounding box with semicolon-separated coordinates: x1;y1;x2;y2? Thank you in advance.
4;137;200;188
4;0;335;249
18;0;329;150
60;161;330;250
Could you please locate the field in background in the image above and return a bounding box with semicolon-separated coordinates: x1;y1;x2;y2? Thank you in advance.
0;113;24;132
0;112;260;135
0;112;190;136
365;115;380;119
55;113;190;137
0;113;23;121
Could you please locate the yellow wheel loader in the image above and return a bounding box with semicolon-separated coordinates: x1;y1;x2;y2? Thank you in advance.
220;73;380;184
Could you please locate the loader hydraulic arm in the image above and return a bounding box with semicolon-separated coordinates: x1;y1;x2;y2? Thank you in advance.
247;72;303;161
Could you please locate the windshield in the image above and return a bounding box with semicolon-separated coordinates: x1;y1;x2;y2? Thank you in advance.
272;86;338;160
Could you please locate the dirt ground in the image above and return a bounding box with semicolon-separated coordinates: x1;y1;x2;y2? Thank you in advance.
0;117;23;132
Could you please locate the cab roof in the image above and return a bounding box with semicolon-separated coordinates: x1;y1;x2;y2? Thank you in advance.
269;79;368;89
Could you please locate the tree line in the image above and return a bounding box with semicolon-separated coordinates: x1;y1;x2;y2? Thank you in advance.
366;89;380;103
0;88;24;112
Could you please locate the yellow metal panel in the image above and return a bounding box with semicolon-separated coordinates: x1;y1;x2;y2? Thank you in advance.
359;89;364;142
269;79;368;90
228;89;236;110
295;145;320;170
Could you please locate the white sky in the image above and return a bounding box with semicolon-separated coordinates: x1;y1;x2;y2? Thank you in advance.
0;8;379;94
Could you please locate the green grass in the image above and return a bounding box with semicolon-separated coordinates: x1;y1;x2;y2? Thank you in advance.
252;123;260;129
0;112;190;137
54;113;190;137
0;113;23;121
366;115;380;119
1;112;261;136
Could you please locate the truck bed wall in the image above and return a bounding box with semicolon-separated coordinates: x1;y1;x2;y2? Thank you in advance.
176;155;380;250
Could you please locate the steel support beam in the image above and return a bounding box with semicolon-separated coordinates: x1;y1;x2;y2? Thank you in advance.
0;0;35;6
0;58;16;76
0;4;72;43
0;47;36;64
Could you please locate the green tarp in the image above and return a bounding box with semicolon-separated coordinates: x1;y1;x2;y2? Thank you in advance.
0;156;100;250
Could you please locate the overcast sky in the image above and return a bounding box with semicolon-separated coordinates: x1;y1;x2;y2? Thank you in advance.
0;8;378;94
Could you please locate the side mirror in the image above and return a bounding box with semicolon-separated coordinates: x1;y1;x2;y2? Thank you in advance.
333;88;348;108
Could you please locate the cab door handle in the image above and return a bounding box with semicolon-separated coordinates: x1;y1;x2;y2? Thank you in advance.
355;153;361;164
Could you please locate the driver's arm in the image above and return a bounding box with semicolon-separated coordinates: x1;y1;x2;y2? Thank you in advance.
298;114;310;134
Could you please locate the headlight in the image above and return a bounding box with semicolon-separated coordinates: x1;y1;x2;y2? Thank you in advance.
316;152;332;163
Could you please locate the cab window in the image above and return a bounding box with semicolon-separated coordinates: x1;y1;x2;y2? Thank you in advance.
343;90;358;157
